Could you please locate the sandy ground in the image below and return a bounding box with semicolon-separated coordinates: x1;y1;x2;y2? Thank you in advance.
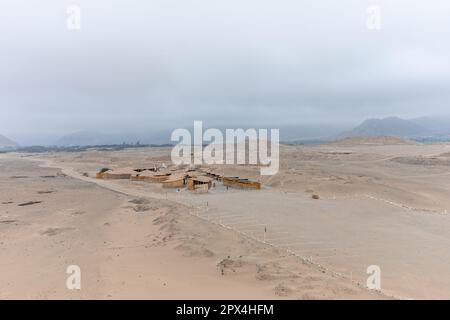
2;139;450;299
0;155;380;299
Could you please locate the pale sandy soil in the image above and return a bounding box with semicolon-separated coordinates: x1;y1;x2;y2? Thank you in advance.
0;155;380;299
2;140;450;299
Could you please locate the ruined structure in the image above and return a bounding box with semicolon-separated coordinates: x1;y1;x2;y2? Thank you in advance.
131;171;171;182
161;175;187;188
187;176;212;191
96;168;134;180
222;177;261;190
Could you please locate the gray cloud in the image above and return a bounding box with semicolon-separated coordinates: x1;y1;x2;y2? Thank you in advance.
1;0;450;144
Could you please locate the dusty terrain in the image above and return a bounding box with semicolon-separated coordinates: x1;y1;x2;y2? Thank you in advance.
2;138;450;299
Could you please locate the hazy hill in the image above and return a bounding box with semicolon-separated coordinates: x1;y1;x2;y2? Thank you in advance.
338;117;431;139
0;134;18;149
410;116;450;134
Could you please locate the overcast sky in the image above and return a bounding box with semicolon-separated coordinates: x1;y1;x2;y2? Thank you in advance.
1;0;450;144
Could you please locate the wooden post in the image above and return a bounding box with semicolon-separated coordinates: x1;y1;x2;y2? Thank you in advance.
263;226;267;243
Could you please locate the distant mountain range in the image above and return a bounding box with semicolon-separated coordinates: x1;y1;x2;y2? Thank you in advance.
0;134;18;149
20;116;450;147
338;117;432;139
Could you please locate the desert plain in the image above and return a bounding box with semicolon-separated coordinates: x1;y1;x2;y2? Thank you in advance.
1;137;450;299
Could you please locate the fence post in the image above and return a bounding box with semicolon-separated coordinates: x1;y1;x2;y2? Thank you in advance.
263;226;267;243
